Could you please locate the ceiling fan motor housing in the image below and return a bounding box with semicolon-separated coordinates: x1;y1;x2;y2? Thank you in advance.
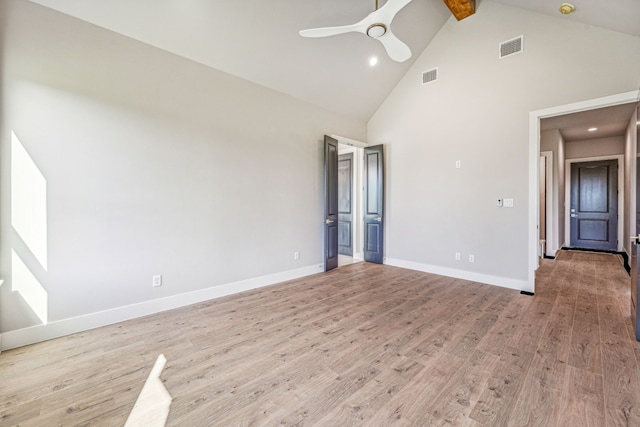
367;23;387;38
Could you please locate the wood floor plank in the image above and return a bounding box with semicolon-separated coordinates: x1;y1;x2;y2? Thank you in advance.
476;294;532;357
418;349;499;425
601;363;640;427
555;365;605;427
536;320;572;364
548;294;577;326
508;354;566;426
313;356;425;426
568;320;602;375
468;346;535;425
362;350;466;426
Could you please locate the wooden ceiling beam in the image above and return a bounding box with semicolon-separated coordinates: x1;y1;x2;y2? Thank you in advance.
442;0;476;21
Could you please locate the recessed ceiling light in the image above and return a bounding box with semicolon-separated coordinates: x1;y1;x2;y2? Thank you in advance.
369;56;378;67
588;127;598;132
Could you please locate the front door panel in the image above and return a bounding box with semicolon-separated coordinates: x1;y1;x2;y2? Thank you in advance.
570;160;618;251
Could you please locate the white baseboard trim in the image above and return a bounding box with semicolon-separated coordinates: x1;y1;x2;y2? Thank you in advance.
384;258;531;293
1;264;323;351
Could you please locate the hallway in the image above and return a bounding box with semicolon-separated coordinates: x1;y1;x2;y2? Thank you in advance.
534;250;640;425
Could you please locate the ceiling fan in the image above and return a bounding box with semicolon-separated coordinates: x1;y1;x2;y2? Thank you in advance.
299;0;414;63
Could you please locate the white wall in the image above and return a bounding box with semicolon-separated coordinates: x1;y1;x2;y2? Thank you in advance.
0;1;366;345
565;136;625;159
368;1;640;288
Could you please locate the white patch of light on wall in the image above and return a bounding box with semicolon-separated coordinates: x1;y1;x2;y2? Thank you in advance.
11;131;48;270
11;131;49;325
12;250;48;325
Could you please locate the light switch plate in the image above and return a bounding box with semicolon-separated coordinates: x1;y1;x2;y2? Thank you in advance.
504;198;514;208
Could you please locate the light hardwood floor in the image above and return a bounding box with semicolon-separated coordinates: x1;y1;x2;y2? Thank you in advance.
2;250;640;426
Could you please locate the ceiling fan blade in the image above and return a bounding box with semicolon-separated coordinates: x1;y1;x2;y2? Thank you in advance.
374;0;414;23
299;22;367;38
377;30;411;62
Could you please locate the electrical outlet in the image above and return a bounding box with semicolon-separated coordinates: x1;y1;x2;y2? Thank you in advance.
294;251;300;260
468;255;475;263
455;252;461;261
455;160;461;169
152;274;162;287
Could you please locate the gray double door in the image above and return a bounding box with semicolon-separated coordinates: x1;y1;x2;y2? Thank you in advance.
324;136;384;272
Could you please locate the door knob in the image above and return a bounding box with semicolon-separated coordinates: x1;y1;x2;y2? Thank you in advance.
376;217;382;222
631;235;640;244
325;219;334;224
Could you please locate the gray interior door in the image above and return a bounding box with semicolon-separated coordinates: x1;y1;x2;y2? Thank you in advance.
364;145;384;264
324;136;339;272
569;160;618;251
338;153;353;256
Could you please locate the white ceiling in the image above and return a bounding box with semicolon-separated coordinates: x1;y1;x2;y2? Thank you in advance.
28;0;640;122
491;0;640;38
541;102;638;142
27;0;452;121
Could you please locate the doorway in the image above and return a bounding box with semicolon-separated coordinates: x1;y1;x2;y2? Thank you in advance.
337;144;363;267
324;135;384;271
528;90;640;292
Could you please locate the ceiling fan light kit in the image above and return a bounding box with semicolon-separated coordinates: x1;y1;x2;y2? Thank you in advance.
299;0;414;62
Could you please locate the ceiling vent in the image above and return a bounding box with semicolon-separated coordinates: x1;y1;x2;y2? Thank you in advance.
422;67;438;85
499;35;523;59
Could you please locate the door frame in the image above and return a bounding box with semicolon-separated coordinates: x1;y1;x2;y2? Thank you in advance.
540;151;554;257
564;155;624;252
528;89;640;293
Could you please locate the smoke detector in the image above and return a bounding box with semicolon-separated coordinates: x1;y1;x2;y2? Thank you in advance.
559;3;575;14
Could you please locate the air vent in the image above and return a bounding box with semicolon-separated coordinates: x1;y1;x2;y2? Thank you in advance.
499;35;523;59
422;67;438;85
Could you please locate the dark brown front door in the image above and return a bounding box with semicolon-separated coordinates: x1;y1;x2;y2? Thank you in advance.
570;160;618;251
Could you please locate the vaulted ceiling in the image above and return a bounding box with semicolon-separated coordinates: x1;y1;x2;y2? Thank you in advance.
27;0;640;122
